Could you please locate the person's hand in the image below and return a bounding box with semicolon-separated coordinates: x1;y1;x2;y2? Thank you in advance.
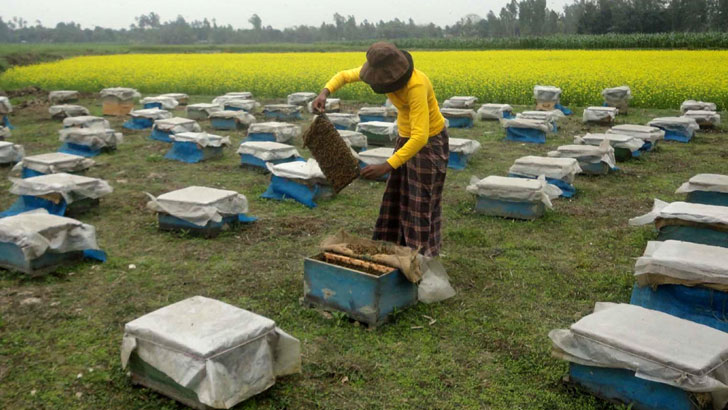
312;89;330;114
361;163;393;180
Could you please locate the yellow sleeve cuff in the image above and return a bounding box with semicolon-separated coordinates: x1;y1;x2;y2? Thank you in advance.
386;156;404;170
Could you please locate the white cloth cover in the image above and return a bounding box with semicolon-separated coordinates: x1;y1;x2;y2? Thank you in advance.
153;117;202;134
236;141;299;161
477;104;513;120
501;118;551;133
509;156;582;184
146;186;248;226
287;92;317;106
13;152;94;175
307;98;340;113
648;117;700;135
0;209;101;261
358;147;395;166
607;124;665;143
212;92;253;104
547;140;616;169
100;87;141;101
140;96;179;110
248;122;301;143
187;103;223;117
442;96;478;109
62;115;109;130
0;141;24;164
356;121;398;139
676;174;728;195
575;133;644;153
358;106;396;118
440;108;477;119
59;128;123;150
533;85;562;102
222;99;259;111
209;110;256;125
338;130;368;149
266;159;326;182
10;173;112;204
0;126;11;139
120;296;301;409
549;302;728;410
518;110;565;122
629;199;728;227
583;106;618;123
263;104;301;115
601;86;632;103
448;138;481;155
683;110;721;126
49;105;89;118
170;132;230;148
48;90;79;104
467;175;559;208
130;108;172;120
321;113;359;129
0;96;12;114
158;93;189;103
635;240;728;290
681;100;717;114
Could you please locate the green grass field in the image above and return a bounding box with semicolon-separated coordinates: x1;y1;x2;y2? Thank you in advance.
0;94;726;409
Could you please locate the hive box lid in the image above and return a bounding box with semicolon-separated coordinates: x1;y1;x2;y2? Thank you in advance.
157;186;237;206
23;152;86;166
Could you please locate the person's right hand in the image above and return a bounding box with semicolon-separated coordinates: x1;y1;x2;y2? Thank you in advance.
312;89;330;114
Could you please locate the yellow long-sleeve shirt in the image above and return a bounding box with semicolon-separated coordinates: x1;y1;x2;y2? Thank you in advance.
324;67;446;169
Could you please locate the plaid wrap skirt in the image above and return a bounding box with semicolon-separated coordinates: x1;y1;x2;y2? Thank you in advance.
373;128;449;257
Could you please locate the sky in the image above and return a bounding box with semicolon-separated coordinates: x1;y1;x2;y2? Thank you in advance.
3;0;573;30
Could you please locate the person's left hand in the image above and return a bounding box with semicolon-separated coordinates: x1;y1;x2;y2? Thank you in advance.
361;163;393;180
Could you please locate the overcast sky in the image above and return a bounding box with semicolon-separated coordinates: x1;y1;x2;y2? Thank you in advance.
4;0;573;30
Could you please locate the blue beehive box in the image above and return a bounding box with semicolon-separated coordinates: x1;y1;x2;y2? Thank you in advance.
237;141;301;172
260;159;332;208
468;176;552;220
15;152;94;179
448;138;481;170
607;124;665;153
165;132;228;164
547;142;616;176
223;98;258;112
59;127;123;157
244;122;300;144
356;121;398;147
357;106;397;123
477;104;514;121
648;117;700;143
508;156;581;198
324;113;359;131
123;108;172;130
151;117;201;143
262;104;302;121
303;254;417;327
676;174;728;207
578;133;644;162
502;118;550;144
440;108;476;128
639;201;728;248
209;110;255;131
186;103;222;120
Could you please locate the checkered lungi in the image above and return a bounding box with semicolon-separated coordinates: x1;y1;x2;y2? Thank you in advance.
373;128;449;257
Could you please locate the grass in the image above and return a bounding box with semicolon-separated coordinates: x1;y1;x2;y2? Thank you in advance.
0;94;727;409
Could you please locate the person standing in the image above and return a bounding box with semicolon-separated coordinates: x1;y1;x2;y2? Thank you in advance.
312;42;448;257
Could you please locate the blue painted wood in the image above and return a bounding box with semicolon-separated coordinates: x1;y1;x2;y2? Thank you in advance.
143;102;163;109
223;106;250;112
0;241;84;276
150;129;174;143
657;225;728;248
505;127;546;144
630;284;728;332
243;133;277;143
663;129;693;143
443;116;474;128
568;363;707;410
475;196;545;220
210;118;240;130
686;191;728;207
58;142;103;157
158;213;243;237
303;256;417;326
448;152;469;170
164;142;223;163
580;161;611;175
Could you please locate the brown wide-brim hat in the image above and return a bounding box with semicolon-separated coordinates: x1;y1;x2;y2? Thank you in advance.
360;42;414;94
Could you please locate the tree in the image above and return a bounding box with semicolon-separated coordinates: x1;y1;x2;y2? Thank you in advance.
248;14;262;31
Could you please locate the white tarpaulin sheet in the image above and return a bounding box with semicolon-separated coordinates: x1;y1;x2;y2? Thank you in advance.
263;104;301;115
648;117;700;134
534;85;562;102
358;147;394;166
48;90;79;104
49;105;90;118
635;240;728;290
607;124;665;143
221;99;259;111
248;122;300;143
338;130;368;149
440;108;477;119
209;110;256;125
509;156;582;183
442;96;478;109
629;199;728;227
358;106;396;118
287;92;316;106
187;103;223;117
501;118;551;133
146;186;248;226
518;110;565;122
356;121;398;139
321;113;359;129
0;141;23;164
158;93;189;103
170;132;231;148
602;86;632;103
63;115;109;130
267;159;326;182
0;126;10;139
100;87;141;101
0;96;13;114
448;138;481;155
13;152;94;175
59;128;123;150
477;104;513;120
121;296;301;409
681;100;717;114
307;98;340;113
130;108;172;120
547;140;616;169
10;173;112;204
549;302;728;410
140;96;179;110
212;92;253;104
583;107;618;123
467;175;559;208
575;133;644;153
676;174;728;195
154;117;202;134
236;141;299;161
684;110;721;126
0;209;101;261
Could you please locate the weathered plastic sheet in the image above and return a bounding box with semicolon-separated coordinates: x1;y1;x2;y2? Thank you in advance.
153;117;202;134
140;96;179;110
212;92;253;104
635;240;728;290
440;108;477;119
575;133;644;153
629;199;728;227
0;126;11;139
221;99;259;111
10;173;112;204
508;156;582;183
59;128;123;149
548;139;616;168
0;96;13;114
602;86;632;103
49;90;79;104
170;132;230;148
683;110;721;126
266;159;326;182
62;115;110;130
146;186;248;226
287;92;317;106
534;85;562;102
320;113;359;129
121;296;301;409
467;175;559;208
583;106;618;122
607;124;665;143
236;141;300;161
442;96;478;109
356;121;398;138
263;104;302;114
448;138;481;155
648;117;700;134
130;108;173;120
676;174;728;195
358;106;397;117
187;103;223;116
158;93;189;103
100;87;141;100
518;110;565;121
248;122;301;143
477;104;513;120
209;110;256;125
338;130;368;149
13;152;94;175
358;147;394;166
501;118;551;133
307;98;340;113
681;100;717;114
49;105;90;118
549;302;728;410
0;141;24;164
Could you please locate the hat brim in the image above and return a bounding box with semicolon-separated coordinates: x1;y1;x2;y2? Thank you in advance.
365;51;414;95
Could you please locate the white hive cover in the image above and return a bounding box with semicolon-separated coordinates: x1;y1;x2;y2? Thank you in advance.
99;87;141;100
448;138;482;155
358;106;391;116
583;106;618;122
121;296;301;409
171;132;230;148
187;103;223;113
158;93;189;101
248;122;301;143
681;100;717;114
223;99;259;111
477;104;513;120
287;92;317;105
0;96;12;113
209;110;256;125
323;113;359;128
635;240;728;289
440;108;477;119
10;172;112;203
356;121;398;136
59;128;123;149
140;96;179;110
358;147;395;165
547;141;616;168
0;141;23;163
676;174;728;195
549;302;728;409
16;152;94;174
602;86;632;102
576;133;644;152
147;186;249;226
501;118;551;133
154;117;201;133
62;115;110;129
338;130;368;149
466;175;557;208
236;141;300;161
0;209;101;261
263;104;301;114
48;90;79;102
608;124;665;143
648;117;700;133
683;110;721;125
130;108;172;120
267;159;325;181
533;85;562;102
442;96;478;108
509;156;582;183
630;199;728;227
48;105;90;117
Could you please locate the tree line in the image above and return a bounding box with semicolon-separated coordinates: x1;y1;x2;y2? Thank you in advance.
2;0;728;44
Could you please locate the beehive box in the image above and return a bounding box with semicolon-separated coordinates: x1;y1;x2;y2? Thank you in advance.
261;160;332;208
648;117;700;143
467;176;552;220
440;108;476;128
58;127;123;157
224;99;258;112
324;113;359;131
631;201;728;248
477;103;514;120
49;104;90;120
141;96;179;110
165;132;229;164
583;106;618;124
442;96;478;109
602;86;632;114
307;98;340;113
5;173;112;217
358;147;394;181
15;152;94;179
151;117;202;143
48;90;79;104
158;93;189;105
577;133;644;162
123;108;172;130
237;141;300;171
448;138;481;170
607;124;664;152
508;156;582;198
246;122;300;144
287;92;317;106
682;110;721;128
262;104;303;121
62;115;110;129
100;87;140;116
502;118;550;144
357;106;397;123
547;144;615;176
0;141;24;166
676;174;728;207
209;110;255;131
338;130;368;152
355;121;398;146
186;103;222;120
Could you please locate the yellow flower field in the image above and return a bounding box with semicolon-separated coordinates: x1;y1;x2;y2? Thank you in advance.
2;50;727;109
